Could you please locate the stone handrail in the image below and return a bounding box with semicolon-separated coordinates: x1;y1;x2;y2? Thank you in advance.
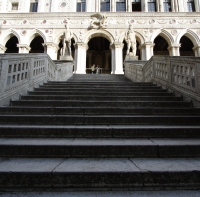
124;56;200;106
0;54;73;106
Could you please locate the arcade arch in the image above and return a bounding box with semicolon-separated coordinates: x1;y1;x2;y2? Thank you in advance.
180;36;195;56
153;36;169;56
29;36;44;53
5;35;19;53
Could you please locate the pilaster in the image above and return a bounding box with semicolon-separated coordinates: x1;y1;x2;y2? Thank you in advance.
110;42;124;74
17;44;31;54
74;42;88;74
0;45;7;53
42;42;59;60
168;44;181;56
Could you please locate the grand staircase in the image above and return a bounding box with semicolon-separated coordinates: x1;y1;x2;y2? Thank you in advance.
0;74;200;194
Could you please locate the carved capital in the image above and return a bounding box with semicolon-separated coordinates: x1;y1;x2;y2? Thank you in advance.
17;44;31;51
74;42;88;50
110;42;124;50
0;44;7;53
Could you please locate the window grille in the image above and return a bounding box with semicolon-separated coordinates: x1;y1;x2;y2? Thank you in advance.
77;0;86;12
30;2;38;12
163;0;171;12
187;0;195;12
101;0;110;12
116;0;126;12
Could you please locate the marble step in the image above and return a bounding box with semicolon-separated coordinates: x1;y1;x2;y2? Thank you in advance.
10;100;192;107
1;107;199;115
0;158;200;188
20;95;182;102
0;138;200;158
28;91;174;96
1;125;200;138
0;115;200;125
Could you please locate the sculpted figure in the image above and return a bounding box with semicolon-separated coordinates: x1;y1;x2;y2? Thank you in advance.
61;24;72;56
90;13;108;29
125;25;136;56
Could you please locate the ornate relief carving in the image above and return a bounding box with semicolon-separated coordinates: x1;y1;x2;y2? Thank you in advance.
81;19;89;25
45;0;50;12
58;0;69;12
90;13;108;29
137;20;146;24
177;20;189;24
157;20;167;24
197;30;200;36
149;19;156;24
170;19;176;24
171;30;178;36
20;30;27;36
190;19;197;24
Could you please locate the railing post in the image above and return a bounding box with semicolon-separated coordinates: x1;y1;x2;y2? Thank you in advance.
0;60;8;94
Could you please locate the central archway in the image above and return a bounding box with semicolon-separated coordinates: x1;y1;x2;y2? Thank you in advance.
87;37;111;74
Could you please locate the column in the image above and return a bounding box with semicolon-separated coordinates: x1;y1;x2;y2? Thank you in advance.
74;42;88;74
86;0;92;12
171;0;176;12
111;0;115;12
178;0;185;12
194;0;200;12
127;0;132;12
17;44;31;53
95;0;100;12
168;44;181;56
159;0;164;12
156;0;160;11
0;45;7;53
42;43;59;60
193;45;200;57
140;42;154;60
142;0;148;12
110;42;124;74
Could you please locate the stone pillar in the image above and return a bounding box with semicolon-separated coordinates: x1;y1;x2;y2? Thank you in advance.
168;44;181;56
159;0;164;12
142;0;148;12
127;0;132;12
86;0;92;11
156;0;160;11
194;0;200;12
0;45;7;53
193;45;200;57
74;42;88;74
140;42;154;60
174;0;179;12
95;0;100;12
17;44;31;53
111;0;115;12
42;43;59;60
110;42;124;75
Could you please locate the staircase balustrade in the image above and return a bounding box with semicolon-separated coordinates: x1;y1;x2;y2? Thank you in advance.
125;56;200;106
0;54;73;106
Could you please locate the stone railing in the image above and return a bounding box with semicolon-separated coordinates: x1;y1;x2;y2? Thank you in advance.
0;54;73;106
124;56;200;106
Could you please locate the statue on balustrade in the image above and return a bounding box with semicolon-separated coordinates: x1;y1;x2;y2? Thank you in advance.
60;24;73;60
125;25;138;60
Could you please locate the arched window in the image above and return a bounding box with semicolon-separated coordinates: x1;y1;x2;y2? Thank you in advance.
101;0;110;12
132;0;141;12
148;0;156;12
187;0;195;12
77;0;86;12
116;0;126;12
163;0;171;12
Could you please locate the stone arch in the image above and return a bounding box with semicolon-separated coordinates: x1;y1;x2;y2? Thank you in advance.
176;29;200;46
151;29;174;46
0;29;21;46
26;29;47;45
83;29;114;44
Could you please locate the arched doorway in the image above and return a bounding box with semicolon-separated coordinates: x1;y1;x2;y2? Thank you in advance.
29;36;44;53
5;36;19;53
122;39;140;60
87;37;111;74
180;36;195;56
57;38;75;60
153;36;169;55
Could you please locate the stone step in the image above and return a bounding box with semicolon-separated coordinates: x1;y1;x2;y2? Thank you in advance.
0;125;200;138
0;158;200;188
0;115;199;125
10;100;192;107
28;91;174;96
0;138;200;158
20;95;182;102
34;88;167;93
1;107;199;115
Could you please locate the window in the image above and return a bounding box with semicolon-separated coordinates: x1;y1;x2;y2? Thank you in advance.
116;0;126;12
187;0;195;12
101;0;110;12
163;0;171;12
132;0;141;12
11;3;18;10
77;0;86;12
30;2;38;12
148;0;156;12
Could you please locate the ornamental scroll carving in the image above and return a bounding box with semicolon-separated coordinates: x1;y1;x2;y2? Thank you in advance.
89;13;108;29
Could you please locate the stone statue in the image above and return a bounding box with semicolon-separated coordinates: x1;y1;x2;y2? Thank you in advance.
61;24;72;57
125;25;136;56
